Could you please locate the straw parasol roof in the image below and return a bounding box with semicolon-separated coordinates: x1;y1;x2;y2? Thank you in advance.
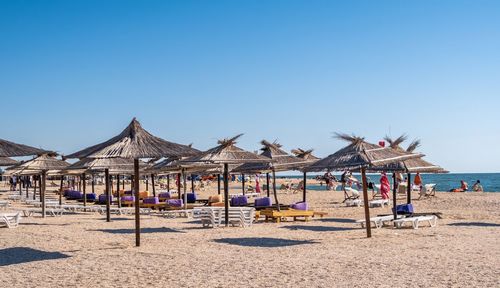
0;138;49;157
5;154;70;175
183;134;270;164
65;118;200;159
148;157;221;174
306;133;423;172
233;140;307;173
291;148;320;162
0;157;18;166
63;157;152;175
367;135;446;173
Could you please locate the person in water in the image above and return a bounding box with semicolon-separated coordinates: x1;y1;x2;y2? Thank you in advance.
472;180;483;192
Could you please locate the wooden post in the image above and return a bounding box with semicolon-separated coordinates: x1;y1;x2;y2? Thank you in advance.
33;175;37;200
167;174;170;191
39;176;42;202
183;169;188;210
392;173;397;220
91;174;95;194
177;173;181;199
361;167;372;238
25;176;29;198
223;163;229;227
242;174;245;195
82;173;87;211
191;174;194;193
41;171;46;218
266;173;270;197
105;169;110;222
19;177;22;195
217;174;221;195
303;172;307;203
272;169;280;211
151;174;156;197
117;175;121;208
134;159;140;247
122;175;125;190
407;173;412;204
59;175;64;205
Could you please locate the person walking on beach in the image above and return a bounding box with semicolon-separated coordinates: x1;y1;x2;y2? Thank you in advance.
379;172;391;199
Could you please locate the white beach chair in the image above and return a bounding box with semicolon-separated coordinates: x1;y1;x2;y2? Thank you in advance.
418;184;437;199
369;199;390;208
393;215;437;229
0;212;21;228
356;215;403;229
345;199;362;207
200;207;223;228
0;200;9;210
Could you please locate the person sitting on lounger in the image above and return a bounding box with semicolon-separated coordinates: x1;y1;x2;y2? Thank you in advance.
379;172;391;199
450;180;468;192
472;180;483;192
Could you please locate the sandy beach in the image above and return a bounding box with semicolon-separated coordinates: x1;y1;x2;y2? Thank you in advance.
1;179;499;288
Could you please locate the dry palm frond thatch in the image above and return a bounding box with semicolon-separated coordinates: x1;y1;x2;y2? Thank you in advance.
0;138;49;157
0;157;18;166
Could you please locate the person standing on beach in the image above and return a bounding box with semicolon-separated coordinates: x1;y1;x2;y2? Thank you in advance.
379;172;391;199
414;172;423;191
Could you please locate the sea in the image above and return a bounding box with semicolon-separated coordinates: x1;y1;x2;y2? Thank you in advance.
277;173;500;192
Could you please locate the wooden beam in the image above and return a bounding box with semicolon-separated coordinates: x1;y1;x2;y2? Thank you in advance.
392;173;397;220
272;169;280;211
223;163;229;227
105;169;110;222
303;172;307;202
361;167;372;238
134;159;140;247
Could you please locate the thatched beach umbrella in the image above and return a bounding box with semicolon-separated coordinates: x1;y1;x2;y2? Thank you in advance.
13;154;69;217
0;157;18;166
65;118;199;246
233;140;309;210
183;134;271;226
291;148;320;203
0;138;49;157
306;133;422;238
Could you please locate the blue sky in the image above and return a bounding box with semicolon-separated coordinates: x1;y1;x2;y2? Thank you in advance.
0;0;499;172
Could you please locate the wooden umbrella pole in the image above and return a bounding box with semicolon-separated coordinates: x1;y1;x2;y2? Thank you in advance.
361;167;372;238
151;174;156;197
167;174;170;191
303;172;307;203
217;174;221;195
407;173;412;204
33;175;37;200
272;169;280;211
39;176;42;202
59;175;64;205
223;163;229;227
183;169;187;210
117;175;121;208
392;173;397;221
122;175;125;190
177;173;181;199
134;159;141;247
82;173;87;211
91;174;95;194
242;174;245;195
105;169;110;222
25;176;29;198
19;178;22;195
191;174;194;193
41;171;46;218
266;173;270;197
146;175;149;191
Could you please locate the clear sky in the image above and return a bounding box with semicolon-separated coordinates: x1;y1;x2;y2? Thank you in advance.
0;0;499;172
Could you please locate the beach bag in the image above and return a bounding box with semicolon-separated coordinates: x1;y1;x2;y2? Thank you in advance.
395;204;414;215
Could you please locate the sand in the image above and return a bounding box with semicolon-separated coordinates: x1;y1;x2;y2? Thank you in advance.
0;179;499;288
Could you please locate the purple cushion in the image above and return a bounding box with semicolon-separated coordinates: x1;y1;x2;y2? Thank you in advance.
181;193;197;203
158;192;171;199
84;193;97;201
255;197;272;207
231;195;248;207
291;201;308;211
98;194;113;203
166;199;183;207
121;196;135;202
124;190;133;195
67;190;83;200
143;197;159;204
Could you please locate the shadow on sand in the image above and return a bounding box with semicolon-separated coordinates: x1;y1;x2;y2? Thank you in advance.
281;225;356;232
317;218;357;224
448;222;500;228
0;247;70;266
90;227;185;234
213;237;318;248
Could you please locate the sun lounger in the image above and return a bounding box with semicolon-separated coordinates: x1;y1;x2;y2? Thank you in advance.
418;184;437;199
345;199;362;207
162;209;193;218
343;187;360;203
0;212;21;228
197;207;255;228
393;215;437;229
0;200;9;210
356;215;404;228
259;208;314;223
20;208;65;217
369;199;390;208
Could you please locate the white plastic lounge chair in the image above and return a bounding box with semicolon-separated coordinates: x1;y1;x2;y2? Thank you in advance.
356;215;404;229
369;199;390;208
418;184;437;199
345;199;362;207
343;187;360;203
0;200;9;210
393;215;437;229
0;212;21;228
